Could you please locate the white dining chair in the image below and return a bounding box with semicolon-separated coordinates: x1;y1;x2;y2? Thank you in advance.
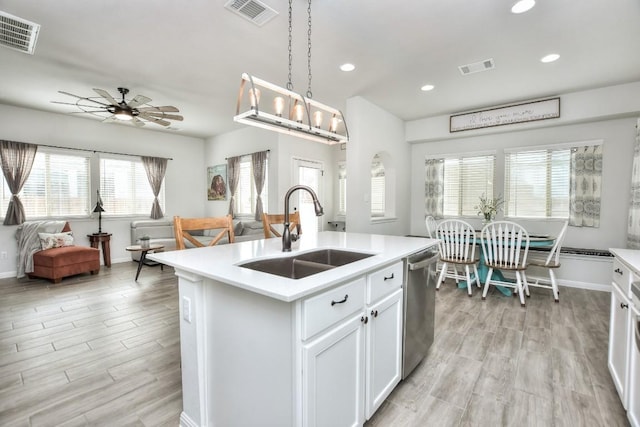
435;219;480;296
425;215;438;238
480;221;530;307
521;220;568;302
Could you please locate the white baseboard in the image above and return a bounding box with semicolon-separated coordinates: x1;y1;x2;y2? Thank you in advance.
557;278;611;292
180;412;198;427
0;270;17;279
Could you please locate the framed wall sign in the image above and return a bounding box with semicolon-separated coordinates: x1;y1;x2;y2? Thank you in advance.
450;97;560;132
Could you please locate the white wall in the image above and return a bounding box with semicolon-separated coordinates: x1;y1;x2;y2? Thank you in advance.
205;127;336;227
0;104;205;277
345;96;410;236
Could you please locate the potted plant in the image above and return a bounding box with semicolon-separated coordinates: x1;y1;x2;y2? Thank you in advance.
475;193;504;224
139;235;151;249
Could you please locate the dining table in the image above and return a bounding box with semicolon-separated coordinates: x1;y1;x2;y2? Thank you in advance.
459;232;556;296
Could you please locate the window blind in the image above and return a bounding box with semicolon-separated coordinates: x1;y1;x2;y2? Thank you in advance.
20;151;90;218
442;155;495;217
371;155;385;217
504;149;570;218
100;157;164;216
338;162;346;215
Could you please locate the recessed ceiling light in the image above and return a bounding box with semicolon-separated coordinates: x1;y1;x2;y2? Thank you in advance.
511;0;535;14
340;63;355;72
541;53;560;63
420;84;435;92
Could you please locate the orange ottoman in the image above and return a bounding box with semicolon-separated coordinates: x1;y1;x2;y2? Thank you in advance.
29;246;100;283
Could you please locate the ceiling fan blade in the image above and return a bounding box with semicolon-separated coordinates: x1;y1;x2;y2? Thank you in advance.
141;112;184;121
140;115;171;126
137;105;179;113
69;110;109;114
52;100;103;108
132;117;146;127
57;92;109;106
93;88;119;105
128;95;152;108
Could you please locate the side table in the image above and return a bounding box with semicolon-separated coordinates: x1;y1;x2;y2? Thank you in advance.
88;233;112;267
126;244;165;281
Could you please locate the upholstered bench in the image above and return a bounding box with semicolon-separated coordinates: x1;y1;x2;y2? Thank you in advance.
30;246;100;283
27;223;100;283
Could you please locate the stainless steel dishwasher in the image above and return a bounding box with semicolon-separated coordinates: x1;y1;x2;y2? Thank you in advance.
402;246;439;379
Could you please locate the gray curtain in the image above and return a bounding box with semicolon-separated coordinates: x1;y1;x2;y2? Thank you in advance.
142;156;168;219
628;119;640;248
227;156;241;217
425;158;444;219
251;151;268;220
569;145;602;227
0;140;38;225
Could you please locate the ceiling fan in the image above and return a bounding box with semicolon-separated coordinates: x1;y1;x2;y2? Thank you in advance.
53;87;183;127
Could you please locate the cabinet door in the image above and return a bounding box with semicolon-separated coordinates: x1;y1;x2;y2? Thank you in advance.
302;313;365;427
608;283;632;409
365;289;403;419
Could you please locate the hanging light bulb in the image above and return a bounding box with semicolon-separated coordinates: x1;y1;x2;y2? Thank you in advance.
329;115;341;133
313;111;323;128
274;96;285;116
249;88;261;110
294;103;304;123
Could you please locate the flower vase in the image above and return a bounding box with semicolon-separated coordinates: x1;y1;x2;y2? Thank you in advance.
482;214;493;227
140;239;150;249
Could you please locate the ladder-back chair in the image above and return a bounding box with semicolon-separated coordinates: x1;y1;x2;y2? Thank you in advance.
173;215;235;250
262;212;301;239
522;220;568;302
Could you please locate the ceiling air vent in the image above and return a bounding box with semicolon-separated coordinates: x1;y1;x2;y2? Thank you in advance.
224;0;278;27
458;58;495;76
0;11;40;55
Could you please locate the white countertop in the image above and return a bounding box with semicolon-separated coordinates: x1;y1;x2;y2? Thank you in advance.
610;248;640;274
148;232;436;302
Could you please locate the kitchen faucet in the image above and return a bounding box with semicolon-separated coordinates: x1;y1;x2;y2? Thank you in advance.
282;185;324;252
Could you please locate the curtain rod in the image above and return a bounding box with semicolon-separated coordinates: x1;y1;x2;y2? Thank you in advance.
36;143;173;161
225;149;270;160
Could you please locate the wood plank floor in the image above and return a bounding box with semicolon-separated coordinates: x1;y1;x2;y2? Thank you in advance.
0;262;629;426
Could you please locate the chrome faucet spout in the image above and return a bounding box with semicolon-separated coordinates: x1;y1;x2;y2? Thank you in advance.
282;185;324;252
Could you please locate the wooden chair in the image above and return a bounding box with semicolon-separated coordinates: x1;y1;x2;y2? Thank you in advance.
425;215;438;238
435;219;480;296
173;215;235;250
262;212;302;239
480;221;530;307
521;220;568;302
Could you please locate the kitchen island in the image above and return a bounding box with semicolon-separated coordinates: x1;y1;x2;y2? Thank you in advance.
149;231;435;427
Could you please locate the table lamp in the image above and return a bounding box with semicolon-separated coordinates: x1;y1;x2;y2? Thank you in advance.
93;190;105;234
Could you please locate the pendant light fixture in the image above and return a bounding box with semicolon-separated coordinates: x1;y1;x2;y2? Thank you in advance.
233;0;349;144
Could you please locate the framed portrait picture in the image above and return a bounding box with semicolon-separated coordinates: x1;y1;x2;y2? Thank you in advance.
207;164;227;201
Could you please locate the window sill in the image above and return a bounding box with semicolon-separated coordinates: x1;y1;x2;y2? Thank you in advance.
370;216;397;224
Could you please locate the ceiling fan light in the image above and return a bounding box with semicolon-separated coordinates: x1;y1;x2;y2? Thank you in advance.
114;111;133;121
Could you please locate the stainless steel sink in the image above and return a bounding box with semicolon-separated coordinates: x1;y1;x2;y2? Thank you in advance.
295;249;374;266
239;249;374;279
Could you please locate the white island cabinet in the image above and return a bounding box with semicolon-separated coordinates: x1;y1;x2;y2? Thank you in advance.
149;232;434;427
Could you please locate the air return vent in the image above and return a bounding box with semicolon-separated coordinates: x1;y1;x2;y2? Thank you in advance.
224;0;278;27
0;11;40;54
458;58;495;75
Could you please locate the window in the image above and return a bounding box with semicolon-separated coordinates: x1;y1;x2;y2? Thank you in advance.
100;157;164;216
0;150;90;218
505;148;570;218
337;162;346;215
371;154;385;217
442;154;495;217
235;155;268;216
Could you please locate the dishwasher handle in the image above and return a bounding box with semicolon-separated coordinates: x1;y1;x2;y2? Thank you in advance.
408;255;439;271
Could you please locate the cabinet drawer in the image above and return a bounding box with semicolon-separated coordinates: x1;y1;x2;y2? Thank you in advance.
302;278;365;340
613;258;633;297
367;261;404;304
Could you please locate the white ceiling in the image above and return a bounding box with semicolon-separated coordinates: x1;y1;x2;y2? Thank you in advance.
0;0;639;139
